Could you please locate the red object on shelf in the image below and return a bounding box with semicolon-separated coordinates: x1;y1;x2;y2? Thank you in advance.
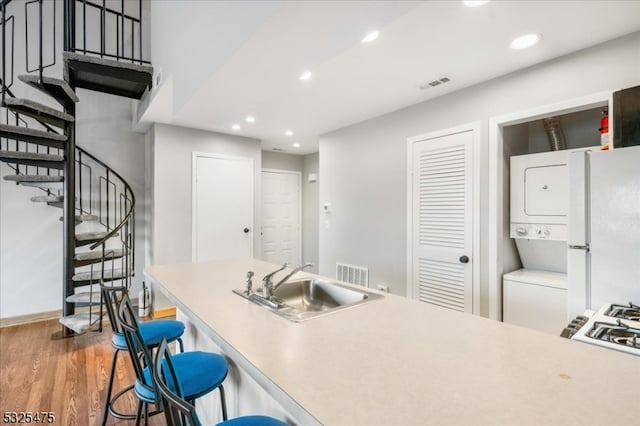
600;108;609;150
600;115;608;134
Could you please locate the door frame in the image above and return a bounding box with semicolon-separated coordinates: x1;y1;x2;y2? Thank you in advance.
191;151;255;262
487;91;611;320
261;168;303;265
406;121;481;315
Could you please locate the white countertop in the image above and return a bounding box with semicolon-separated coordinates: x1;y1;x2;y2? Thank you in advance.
145;258;639;426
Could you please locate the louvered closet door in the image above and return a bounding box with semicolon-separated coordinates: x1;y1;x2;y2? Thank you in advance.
411;131;473;312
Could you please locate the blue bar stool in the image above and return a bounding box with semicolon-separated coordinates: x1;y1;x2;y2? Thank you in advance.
153;338;288;426
118;293;230;425
101;284;186;426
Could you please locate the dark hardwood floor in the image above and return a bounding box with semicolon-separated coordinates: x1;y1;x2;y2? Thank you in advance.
0;319;164;425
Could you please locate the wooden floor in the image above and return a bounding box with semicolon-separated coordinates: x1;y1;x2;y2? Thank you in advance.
0;319;164;425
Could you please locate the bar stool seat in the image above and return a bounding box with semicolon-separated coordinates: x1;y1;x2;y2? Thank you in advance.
217;415;288;426
111;319;185;349
135;350;228;402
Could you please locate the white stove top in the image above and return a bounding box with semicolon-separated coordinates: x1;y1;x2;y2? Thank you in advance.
571;303;640;356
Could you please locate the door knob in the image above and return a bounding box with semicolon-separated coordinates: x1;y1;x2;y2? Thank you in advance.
459;255;469;264
243;228;250;233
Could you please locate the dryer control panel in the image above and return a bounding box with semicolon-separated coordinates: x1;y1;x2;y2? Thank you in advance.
510;223;567;241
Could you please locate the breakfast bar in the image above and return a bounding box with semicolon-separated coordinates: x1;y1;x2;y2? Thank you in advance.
145;258;639;426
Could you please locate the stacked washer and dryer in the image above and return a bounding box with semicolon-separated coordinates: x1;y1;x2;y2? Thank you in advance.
503;149;573;335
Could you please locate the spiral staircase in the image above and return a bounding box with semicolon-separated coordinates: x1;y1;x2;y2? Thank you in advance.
0;0;151;335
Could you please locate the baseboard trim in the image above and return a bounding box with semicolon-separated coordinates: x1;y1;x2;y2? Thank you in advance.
0;309;61;328
153;306;176;319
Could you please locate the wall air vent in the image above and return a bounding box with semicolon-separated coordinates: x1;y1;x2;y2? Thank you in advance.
336;262;369;287
419;76;451;90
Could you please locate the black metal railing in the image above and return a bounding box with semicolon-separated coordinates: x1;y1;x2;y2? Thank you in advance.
25;0;55;77
66;0;148;65
0;80;64;196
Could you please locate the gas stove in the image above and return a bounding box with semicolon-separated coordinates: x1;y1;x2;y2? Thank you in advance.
562;302;640;356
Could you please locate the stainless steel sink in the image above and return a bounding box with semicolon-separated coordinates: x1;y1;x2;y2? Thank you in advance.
233;278;383;322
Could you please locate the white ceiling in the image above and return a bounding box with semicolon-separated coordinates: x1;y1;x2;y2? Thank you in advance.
144;1;640;155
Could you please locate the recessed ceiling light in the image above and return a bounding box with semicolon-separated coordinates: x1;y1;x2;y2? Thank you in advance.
285;130;294;136
361;30;379;43
299;71;312;81
463;1;490;7
292;143;300;148
231;124;240;131
510;33;541;50
245;116;255;123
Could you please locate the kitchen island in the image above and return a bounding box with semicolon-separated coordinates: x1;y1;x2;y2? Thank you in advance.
145;258;639;426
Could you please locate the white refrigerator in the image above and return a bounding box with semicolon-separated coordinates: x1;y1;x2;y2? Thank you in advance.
567;145;640;318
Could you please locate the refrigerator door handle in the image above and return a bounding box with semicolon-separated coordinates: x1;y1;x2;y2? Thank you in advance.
568;244;589;250
568;151;589;246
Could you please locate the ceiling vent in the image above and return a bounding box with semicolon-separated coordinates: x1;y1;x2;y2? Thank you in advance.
272;147;285;152
419;76;451;90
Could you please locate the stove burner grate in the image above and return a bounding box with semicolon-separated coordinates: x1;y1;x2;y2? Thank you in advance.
604;302;640;322
587;320;640;349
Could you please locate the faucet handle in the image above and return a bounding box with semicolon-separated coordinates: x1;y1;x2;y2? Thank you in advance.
262;263;288;286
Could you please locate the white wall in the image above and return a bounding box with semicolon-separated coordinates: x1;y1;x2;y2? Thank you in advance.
150;123;261;266
262;151;303;172
319;32;640;316
1;1;147;319
302;153;319;273
149;1;282;110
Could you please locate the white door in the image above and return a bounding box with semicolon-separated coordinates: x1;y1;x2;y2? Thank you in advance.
192;154;253;262
409;130;474;312
261;170;301;265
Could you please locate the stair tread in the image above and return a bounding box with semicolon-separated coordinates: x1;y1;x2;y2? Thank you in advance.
59;313;102;334
72;268;131;282
75;231;118;242
30;195;64;203
4;98;75;125
63;52;153;99
74;248;125;261
0;124;67;141
66;285;101;304
18;74;80;103
64;51;153;74
0;150;65;161
4;174;64;183
59;214;99;223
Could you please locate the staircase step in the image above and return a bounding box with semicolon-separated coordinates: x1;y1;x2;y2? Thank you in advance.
0;124;67;149
66;285;101;305
31;194;64;204
3;98;74;129
3;174;64;189
64;52;153;99
18;74;80;105
30;194;64;208
59;214;99;225
0;150;65;169
72;268;132;286
75;231;119;247
59;313;103;334
74;248;126;267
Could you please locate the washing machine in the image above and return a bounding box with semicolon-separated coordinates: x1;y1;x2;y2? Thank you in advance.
503;269;568;335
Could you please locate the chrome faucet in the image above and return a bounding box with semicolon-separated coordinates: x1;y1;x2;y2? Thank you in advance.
262;262;313;299
261;263;288;298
